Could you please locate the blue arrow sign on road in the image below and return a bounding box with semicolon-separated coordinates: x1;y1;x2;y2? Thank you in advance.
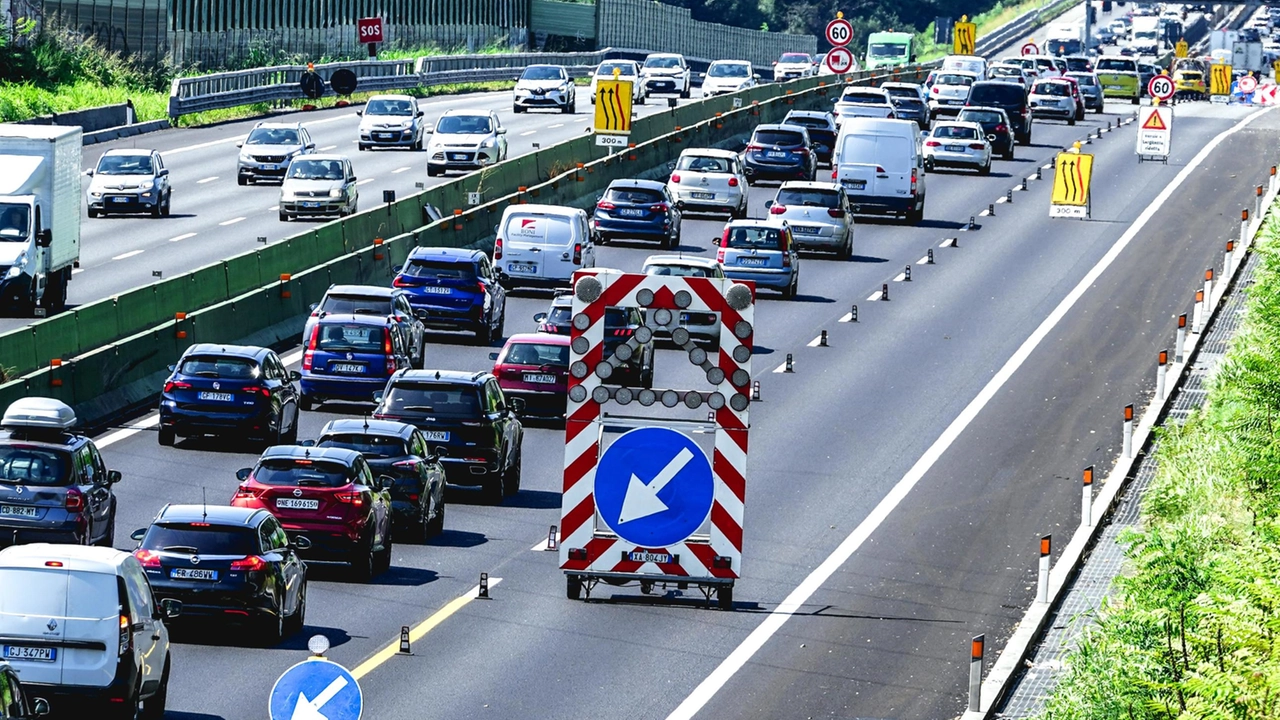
269;658;363;720
595;427;714;548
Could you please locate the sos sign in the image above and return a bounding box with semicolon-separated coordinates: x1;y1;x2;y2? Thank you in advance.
357;17;383;44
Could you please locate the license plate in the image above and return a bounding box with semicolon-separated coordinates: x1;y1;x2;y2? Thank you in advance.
170;568;217;581
691;192;715;200
508;263;537;274
197;391;233;402
618;208;645;217
737;257;767;267
3;646;54;662
331;363;364;374
301;201;321;208
111;196;129;203
419;286;451;295
844;180;867;191
523;373;556;384
628;551;671;564
449;153;468;161
766;151;788;158
375;133;394;139
276;498;319;510
946;144;965;152
261;163;279;171
0;505;37;518
422;431;450;442
791;226;819;235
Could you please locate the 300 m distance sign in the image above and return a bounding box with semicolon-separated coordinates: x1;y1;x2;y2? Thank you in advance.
825;17;852;47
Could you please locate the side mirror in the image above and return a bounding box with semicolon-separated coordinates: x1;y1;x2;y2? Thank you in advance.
710;237;721;246
35;229;52;248
305;143;316;150
130;528;147;542
158;168;169;177
497;127;507;135
350;175;358;182
289;370;301;381
292;535;313;550
160;598;182;619
308;303;318;311
236;468;252;481
300;439;316;447
107;470;122;485
764;200;774;209
85;169;94;177
377;475;396;491
167;364;175;372
510;397;526;415
32;697;50;717
413;309;427;321
754;74;761;80
488;352;500;361
417;110;425;117
533;312;548;323
356;110;363;116
698;72;706;78
372;390;384;404
235;142;243;148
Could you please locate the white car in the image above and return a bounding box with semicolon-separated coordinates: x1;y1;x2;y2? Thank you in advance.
425;109;507;176
85;148;171;218
493;204;595;289
773;52;816;81
764;181;853;258
641;255;725;346
988;63;1033;89
1029;78;1080;124
357;94;425;150
641;53;691;98
513;64;576;114
928;71;978;118
590;60;647;105
666;148;748;218
701;60;758;97
923;121;991;174
833;87;896;126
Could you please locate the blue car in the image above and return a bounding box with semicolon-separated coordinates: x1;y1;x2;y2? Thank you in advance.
300;313;413;410
592;179;681;248
741;123;816;184
392;248;506;344
159;344;301;448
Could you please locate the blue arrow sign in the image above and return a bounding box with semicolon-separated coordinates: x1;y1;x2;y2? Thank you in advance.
269;659;363;720
595;427;714;548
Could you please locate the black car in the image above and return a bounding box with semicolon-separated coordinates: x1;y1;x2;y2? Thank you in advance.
313;418;446;541
742;123;816;184
966;81;1032;146
781;110;838;165
1063;56;1093;74
535;290;654;387
305;284;427;368
158;344;301;448
131;504;308;644
881;83;930;130
373;370;524;504
0;398;119;549
955;106;1016;160
0;660;49;719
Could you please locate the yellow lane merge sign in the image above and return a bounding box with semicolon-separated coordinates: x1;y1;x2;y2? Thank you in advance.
1051;150;1093;219
1210;63;1232;95
594;80;633;135
1175;39;1188;58
953;17;977;55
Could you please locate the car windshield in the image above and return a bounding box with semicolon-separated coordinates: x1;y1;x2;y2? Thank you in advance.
644;56;682;69
969;84;1025;104
436;115;492;134
253;458;352;487
502;342;569;366
382;383;481;418
1034;82;1070;96
1096;59;1136;72
402;259;476;280
991;67;1020;77
784;115;830;130
725;226;783;250
677;155;731;172
1179;72;1203;80
937;74;975;86
246;128;300;145
96;154;154;175
287;159;345;180
869;42;908;58
752;129;804;146
932;125;979;139
840;90;887;104
597;62;635;77
1068;73;1097;86
0;447;69;486
779;53;811;64
142;524;258;555
1065;58;1091;72
605;187;664;204
645;263;714;277
0;203;29;242
366;98;414;115
958;110;1003;124
319;294;390;315
318;433;409;459
521;66;563;81
710;63;750;77
884;87;917;99
315;323;386;353
776;188;839;207
178;356;260;379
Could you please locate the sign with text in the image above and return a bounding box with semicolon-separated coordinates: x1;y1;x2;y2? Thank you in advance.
357;17;383;44
1050;151;1093;219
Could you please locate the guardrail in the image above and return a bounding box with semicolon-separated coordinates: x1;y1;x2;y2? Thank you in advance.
973;0;1078;57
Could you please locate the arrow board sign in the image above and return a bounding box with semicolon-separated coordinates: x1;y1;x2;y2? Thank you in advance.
594;427;714;549
270;659;363;720
1136;105;1172;158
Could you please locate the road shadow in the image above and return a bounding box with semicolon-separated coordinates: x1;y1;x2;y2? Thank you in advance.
916;219;968;230
170;623;353;651
850;254;889;264
751;345;775;356
165;713;229;720
308;400;378;416
171;433;270;457
790;293;835;304
503;489;561;510
427;528;488;548
372;565;439;587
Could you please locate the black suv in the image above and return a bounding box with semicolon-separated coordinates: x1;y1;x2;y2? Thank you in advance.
159;343;301;448
0;398;119;548
373;370;524;504
742;124;816;184
955;106;1016;160
313;418;447;540
534;291;654;387
966;81;1032;146
781;111;837;165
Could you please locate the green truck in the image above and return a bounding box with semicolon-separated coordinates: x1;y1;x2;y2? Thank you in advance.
865;31;915;70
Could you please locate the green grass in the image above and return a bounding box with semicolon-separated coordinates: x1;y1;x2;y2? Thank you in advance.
1035;210;1280;719
915;0;1073;63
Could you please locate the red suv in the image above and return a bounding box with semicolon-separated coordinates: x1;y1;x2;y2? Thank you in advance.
231;446;392;581
489;332;570;419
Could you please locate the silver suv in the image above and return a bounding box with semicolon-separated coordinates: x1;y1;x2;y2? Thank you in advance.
425;109;508;176
714;219;800;298
279;154;358;221
357;95;426;151
765;181;853;258
86;148;171;218
237;122;315;185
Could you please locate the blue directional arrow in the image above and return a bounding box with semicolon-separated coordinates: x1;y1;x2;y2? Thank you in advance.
595;427;714;548
269;659;362;720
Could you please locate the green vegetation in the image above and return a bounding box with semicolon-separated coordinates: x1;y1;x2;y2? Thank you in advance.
1038;213;1280;719
914;0;1073;62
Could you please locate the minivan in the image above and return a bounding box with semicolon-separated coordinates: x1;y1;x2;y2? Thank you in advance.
493;204;595;289
0;544;179;717
832;117;926;225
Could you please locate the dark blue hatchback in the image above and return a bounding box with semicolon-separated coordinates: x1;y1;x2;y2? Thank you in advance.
158;344;301;448
392;248;506;344
742;123;816;184
300;313;411;410
592;179;681;248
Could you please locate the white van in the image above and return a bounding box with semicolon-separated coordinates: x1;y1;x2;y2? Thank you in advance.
494;204;596;289
942;54;987;79
0;545;178;717
832;117;927;224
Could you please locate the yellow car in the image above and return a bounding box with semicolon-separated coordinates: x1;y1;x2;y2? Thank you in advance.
1174;70;1206;100
1095;56;1141;105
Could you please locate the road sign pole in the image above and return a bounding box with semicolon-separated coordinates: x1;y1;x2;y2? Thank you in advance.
968;635;984;712
1037;535;1051;603
1122;405;1134;459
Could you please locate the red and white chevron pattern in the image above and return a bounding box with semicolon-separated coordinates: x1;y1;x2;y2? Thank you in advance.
559;270;754;581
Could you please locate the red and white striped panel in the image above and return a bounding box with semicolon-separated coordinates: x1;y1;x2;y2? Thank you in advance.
560;271;754;580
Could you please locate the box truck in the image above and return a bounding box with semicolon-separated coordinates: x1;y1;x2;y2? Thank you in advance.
0;124;81;316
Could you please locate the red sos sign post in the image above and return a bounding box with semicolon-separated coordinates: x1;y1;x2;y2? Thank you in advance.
358;17;383;56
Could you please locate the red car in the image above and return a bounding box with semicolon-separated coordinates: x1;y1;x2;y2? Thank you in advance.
231;445;393;581
489;332;570;419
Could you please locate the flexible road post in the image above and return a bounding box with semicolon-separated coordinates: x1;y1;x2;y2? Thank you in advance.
1193;289;1205;333
1123;405;1134;459
988;203;995;216
546;525;558;551
1157;350;1169;401
1204;268;1214;307
968;635;985;712
819;330;828;347
850;304;858;322
752;380;761;400
1082;465;1094;528
882;283;889;301
904;265;911;281
785;353;794;373
1257;185;1265;221
1271;165;1277;194
927;249;935;264
1242;209;1251;250
398;626;411;655
1037;535;1051;604
1176;314;1187;364
1225;240;1235;278
1007;189;1013;204
478;572;490;599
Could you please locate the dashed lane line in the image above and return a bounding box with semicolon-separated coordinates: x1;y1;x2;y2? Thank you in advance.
112;250;144;260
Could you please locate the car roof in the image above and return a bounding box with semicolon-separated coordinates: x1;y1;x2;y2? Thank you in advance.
643;254;721;268
726;218;787;229
327;284;395;299
254;121;304;129
101;148;154;157
503;203;581;217
319;418;417;440
933;121;984;131
679;148;740;159
394;369;489;384
156;504;265;526
646;52;684;59
504;331;570;346
292;153;348;163
959;106;1009;115
784;110;833;119
407;246;483;261
972;80;1025;88
439;108;493;117
710;59;751;66
184;343;269;361
524;64;566;71
313;312;393;327
880;82;922;89
0;544;130;574
753;123;806;132
368;94;414;101
778;180;841;191
937;70;979;78
259;445;364;464
607;178;667;191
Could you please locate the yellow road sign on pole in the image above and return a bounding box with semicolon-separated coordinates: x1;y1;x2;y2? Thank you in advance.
953;16;977;55
1210;63;1233;95
593;79;633;146
1175;39;1188;58
1274;59;1280;81
1050;150;1093;218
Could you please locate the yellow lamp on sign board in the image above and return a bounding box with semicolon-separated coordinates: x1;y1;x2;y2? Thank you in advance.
613;67;620;78
836;11;843;18
961;14;968;22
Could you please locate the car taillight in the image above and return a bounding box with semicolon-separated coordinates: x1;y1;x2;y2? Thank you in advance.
597;200;616;211
745;144;764;152
611;328;634;337
910;168;918;195
886;112;894;119
384;328;396;375
782;251;792;268
118;614;131;656
573;242;583;265
931;86;940;94
969;143;986;150
769;204;786;215
650;202;669;213
65;488;83;512
133;549;161;568
827;208;843;218
924;140;941;147
303;325;319;370
230;555;268;572
494;236;503;260
831;170;837;179
336;491;364;506
728;177;739;187
671;173;682;184
163;380;190;393
392;275;410;288
243;385;270;398
995;124;1007;132
233;484;257;500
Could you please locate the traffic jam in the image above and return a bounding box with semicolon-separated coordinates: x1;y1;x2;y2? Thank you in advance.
0;2;1209;715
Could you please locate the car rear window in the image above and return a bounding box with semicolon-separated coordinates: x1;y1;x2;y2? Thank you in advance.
724;225;784;250
1096;59;1136;72
676;155;731;172
253;458;352;487
179;356;259;379
958;110;1003;124
605;187;664;204
783;116;831;130
1033;82;1070;96
502;342;570;366
319;294;389;315
1067;73;1097;86
883;87;917;99
0;447;69;486
402;259;476;280
932;125;979;140
969;84;1025;105
1065;59;1091;72
937;74;975;86
751;129;804;146
316;323;386;353
775;188;839;207
318;433;409;459
839;90;887;104
0;568;116;620
142;523;259;555
645;263;714;277
382;383;481;419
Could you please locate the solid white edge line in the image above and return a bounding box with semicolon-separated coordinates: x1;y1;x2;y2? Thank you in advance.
664;105;1273;720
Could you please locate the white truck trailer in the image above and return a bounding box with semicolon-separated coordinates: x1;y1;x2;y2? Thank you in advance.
0;124;81;315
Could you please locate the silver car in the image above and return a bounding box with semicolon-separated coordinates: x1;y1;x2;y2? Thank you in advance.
715;219;800;298
357;95;426;151
928;71;978;118
666;149;748;218
237;122;315;185
1066;72;1104;113
641;255;725;347
86;148;171;218
425;109;508;176
764;181;853;258
279;154;358;221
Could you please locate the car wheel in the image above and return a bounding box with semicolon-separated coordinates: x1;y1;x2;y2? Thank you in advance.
374;531;392;574
1067;117;1076;126
237;176;247;186
158;427;175;446
560;101;571;114
924;159;935;172
569;99;577;113
298;393;313;412
425;500;445;538
349;532;375;582
513;104;524;114
87;208;99;218
838;236;852;261
1003;148;1014;161
503;452;522;497
782;278;796;299
980;161;991;175
482;470;505;505
567;575;583;600
907;201;924;226
97;508;115;548
260;601;284;646
414;339;426;369
427;165;441;177
284;581;306;636
150;200;162;218
279;212;290;222
637;93;646;105
161;192;171;216
717;584;734;610
140;656;169;720
281;411;299;445
358;143;368;151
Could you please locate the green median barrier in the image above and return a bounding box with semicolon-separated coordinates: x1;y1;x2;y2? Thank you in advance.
31;312;78;365
152;273;189;323
395;196;424;233
28;366;74;408
73;297;122;353
0;326;37;378
188;299;242;347
313;223;347;260
294;266;333;317
111;286;159;342
184;263;231;311
258;235;303;281
222;252;264;298
322;251;363;288
0;377;31;414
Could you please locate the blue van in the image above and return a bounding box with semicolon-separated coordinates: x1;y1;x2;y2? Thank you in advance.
392;248;506;343
300;314;412;410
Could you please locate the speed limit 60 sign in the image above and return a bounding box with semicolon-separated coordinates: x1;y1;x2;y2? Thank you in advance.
825;17;852;47
357;17;383;44
1148;74;1174;101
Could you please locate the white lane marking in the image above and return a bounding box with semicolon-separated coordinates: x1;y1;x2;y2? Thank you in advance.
269;206;280;211
838;312;853;323
548;123;564;129
917;255;930;265
196;176;218;184
531;531;562;552
1041;162;1053;169
574;118;588;122
72;268;85;275
280;349;303;366
168;233;197;243
219;216;246;226
320;145;338;151
979;208;991;217
892;272;906;282
1025;174;1038;182
520;130;538;136
939;239;955;247
805;335;824;348
996;196;1008;204
357;178;375;186
772;362;788;374
303;114;358;127
112;250;144;260
866;290;883;301
393;167;411;173
664;104;1272;720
